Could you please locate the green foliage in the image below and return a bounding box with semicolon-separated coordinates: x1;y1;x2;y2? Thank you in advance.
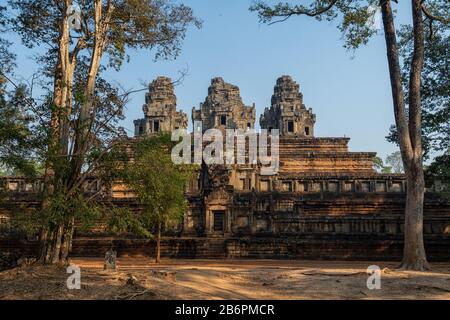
250;0;380;50
7;187;104;236
387;13;449;160
5;206;42;237
426;152;450;178
0;14;45;177
0;6;15;87
338;1;381;48
425;151;450;199
106;207;151;238
385;151;404;174
4;0;200;183
134;132;174;156
106;0;202;68
0;85;45;177
1;1;200;261
373;152;405;174
8;0;201;70
373;156;392;174
110;134;195;237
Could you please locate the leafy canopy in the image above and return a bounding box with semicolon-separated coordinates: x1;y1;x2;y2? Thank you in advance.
108;133;196;237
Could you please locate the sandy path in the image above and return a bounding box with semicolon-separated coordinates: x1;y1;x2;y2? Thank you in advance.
1;258;449;300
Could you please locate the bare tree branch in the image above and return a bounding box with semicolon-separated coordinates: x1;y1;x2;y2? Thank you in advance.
252;0;338;25
0;69;47;125
421;3;450;24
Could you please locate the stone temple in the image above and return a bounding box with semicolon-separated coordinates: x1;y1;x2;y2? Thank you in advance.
1;75;449;260
260;75;316;137
133;76;188;136
192;77;256;131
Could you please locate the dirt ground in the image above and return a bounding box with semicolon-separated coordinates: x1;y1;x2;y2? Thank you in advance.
0;258;449;300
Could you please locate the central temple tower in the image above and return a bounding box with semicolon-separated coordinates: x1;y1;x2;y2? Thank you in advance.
191;77;256;132
260;75;316;136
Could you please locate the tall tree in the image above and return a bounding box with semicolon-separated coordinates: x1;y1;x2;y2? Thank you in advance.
6;0;200;264
250;0;449;270
387;18;449;160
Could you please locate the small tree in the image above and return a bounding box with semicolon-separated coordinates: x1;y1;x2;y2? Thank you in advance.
386;151;404;173
123;134;193;263
373;156;392;173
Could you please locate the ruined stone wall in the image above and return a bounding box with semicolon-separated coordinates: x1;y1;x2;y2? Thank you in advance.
0;176;449;260
183;173;450;237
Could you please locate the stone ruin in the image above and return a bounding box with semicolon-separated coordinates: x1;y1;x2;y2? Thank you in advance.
134;76;188;136
192;77;256;131
260;75;316;136
1;75;449;261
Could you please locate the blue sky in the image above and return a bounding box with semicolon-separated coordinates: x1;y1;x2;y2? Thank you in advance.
3;0;414;160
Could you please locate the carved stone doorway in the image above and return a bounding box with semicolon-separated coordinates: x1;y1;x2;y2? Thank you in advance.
213;211;225;232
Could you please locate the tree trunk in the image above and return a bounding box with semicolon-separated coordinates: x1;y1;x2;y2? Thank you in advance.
51;224;64;264
44;228;56;264
380;0;429;271
61;218;75;263
37;1;73;265
69;0;113;186
37;229;48;263
155;223;161;264
39;224;67;265
400;163;429;269
399;0;429;270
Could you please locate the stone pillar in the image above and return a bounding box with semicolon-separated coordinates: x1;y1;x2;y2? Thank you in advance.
205;208;213;235
104;247;117;271
225;209;232;234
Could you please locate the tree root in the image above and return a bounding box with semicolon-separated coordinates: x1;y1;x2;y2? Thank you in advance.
115;289;152;300
397;260;432;272
300;271;366;277
417;285;450;293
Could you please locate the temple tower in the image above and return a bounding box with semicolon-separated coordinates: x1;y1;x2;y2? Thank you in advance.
192;77;256;132
260;75;316;136
134;76;188;136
